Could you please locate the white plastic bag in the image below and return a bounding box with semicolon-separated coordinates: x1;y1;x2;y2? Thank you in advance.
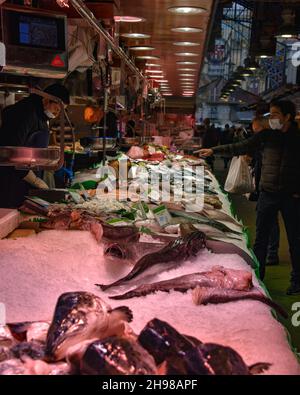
224;156;254;194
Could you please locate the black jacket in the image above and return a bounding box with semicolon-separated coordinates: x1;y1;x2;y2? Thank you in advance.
212;124;300;194
202;127;219;149
0;95;50;208
99;111;119;139
0;94;49;147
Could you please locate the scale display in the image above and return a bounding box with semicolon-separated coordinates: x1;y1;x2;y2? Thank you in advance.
18;15;58;49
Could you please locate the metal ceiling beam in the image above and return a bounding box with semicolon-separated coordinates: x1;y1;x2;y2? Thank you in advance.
69;0;145;81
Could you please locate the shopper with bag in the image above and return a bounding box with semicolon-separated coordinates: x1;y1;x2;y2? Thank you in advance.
250;117;280;266
198;100;300;295
224;155;254;195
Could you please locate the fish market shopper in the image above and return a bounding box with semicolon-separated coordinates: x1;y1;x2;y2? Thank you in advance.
0;84;70;208
199;101;300;295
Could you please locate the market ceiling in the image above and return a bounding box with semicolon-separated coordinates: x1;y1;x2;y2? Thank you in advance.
117;0;214;98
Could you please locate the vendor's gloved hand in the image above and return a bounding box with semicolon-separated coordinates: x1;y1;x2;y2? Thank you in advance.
23;170;49;189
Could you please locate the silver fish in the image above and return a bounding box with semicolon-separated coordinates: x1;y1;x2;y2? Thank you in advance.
45;292;133;361
192;287;288;319
109;266;253;300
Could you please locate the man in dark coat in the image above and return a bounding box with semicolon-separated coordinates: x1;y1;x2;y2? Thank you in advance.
199;100;300;295
0;83;70;208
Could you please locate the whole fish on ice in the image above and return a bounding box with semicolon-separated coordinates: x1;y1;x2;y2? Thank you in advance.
45;291;133;361
109;266;253;300
138;318;202;365
97;231;207;291
81;337;157;375
162;343;271;375
192;287;288;319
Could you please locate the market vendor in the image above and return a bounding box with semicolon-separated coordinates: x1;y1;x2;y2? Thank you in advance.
199;100;300;295
0;83;70;208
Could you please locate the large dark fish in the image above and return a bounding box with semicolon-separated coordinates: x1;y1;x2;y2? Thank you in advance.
97;231;207;291
192;287;288;319
80;337;157;375
109;266;253;300
198;343;271;375
162;343;271;375
45;292;133;361
138;318;202;365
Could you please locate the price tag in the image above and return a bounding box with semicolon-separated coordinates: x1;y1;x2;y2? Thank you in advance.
152;205;172;227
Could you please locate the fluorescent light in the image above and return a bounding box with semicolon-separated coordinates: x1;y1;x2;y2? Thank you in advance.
175;52;199;57
180;78;194;81
178;68;197;71
146;63;161;67
136;55;160;60
114;16;145;23
171;27;203;33
173;42;200;46
179;73;195;77
121;33;150;39
145;70;163;73
157;79;168;82
162;93;173;96
130;46;155;51
149;75;164;78
168;6;206;15
176;61;197;65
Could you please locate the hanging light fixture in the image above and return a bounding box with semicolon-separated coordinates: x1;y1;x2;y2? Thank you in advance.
168;6;207;15
276;8;298;39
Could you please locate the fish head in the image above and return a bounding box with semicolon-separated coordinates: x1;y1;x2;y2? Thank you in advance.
45;292;109;361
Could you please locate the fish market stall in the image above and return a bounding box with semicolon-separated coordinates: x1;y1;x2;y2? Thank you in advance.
0;146;299;375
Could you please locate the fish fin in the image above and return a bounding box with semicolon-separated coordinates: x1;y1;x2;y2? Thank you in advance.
112;306;133;323
249;362;272;375
157;361;167;375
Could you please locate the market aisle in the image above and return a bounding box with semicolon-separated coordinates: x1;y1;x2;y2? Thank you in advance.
214;157;300;356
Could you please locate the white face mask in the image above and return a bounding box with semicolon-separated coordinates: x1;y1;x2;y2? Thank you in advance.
269;118;283;130
44;109;56;119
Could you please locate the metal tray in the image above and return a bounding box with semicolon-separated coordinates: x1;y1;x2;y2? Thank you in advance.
0;146;61;169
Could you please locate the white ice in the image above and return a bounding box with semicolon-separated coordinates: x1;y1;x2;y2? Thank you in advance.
0;229;299;375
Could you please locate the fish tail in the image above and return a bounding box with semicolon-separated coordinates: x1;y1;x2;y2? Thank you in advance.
95;279;123;291
253;295;288;320
109;291;136;300
112;306;133;322
248;362;272;375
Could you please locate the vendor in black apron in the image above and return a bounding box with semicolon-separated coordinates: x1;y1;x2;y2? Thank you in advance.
0;83;70;208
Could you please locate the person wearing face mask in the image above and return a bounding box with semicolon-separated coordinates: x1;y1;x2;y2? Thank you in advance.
198;100;300;295
0;83;70;208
